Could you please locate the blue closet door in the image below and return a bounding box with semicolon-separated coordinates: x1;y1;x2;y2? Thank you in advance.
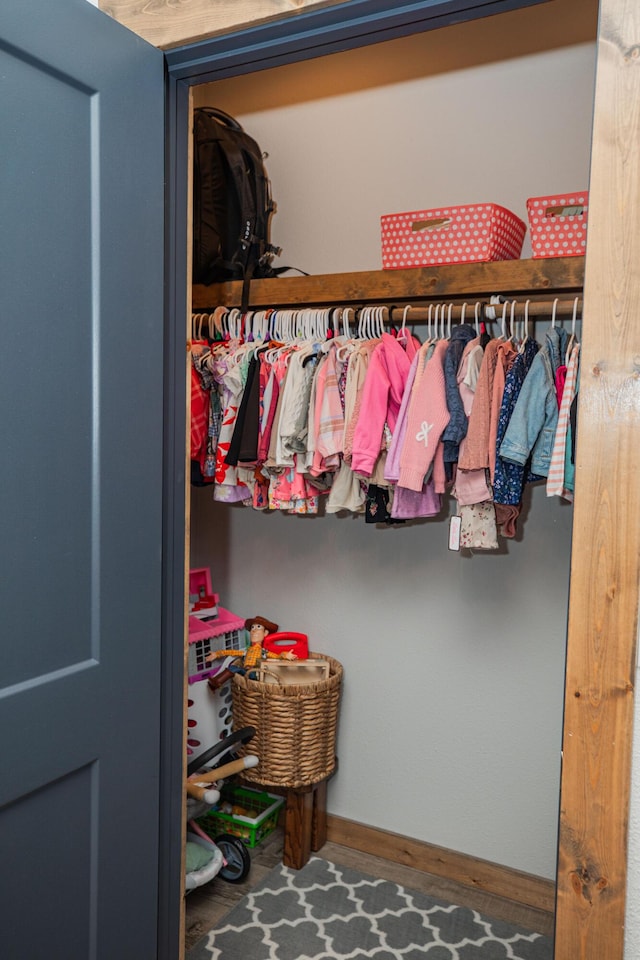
0;2;167;958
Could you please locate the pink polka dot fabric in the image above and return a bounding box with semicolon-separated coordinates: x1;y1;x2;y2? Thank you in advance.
380;203;526;271
527;192;588;259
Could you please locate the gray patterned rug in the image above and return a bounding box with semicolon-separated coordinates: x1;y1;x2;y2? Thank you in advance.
187;856;552;959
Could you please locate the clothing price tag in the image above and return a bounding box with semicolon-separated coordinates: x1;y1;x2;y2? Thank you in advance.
449;515;461;551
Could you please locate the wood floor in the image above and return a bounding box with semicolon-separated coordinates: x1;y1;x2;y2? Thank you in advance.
184;826;555;953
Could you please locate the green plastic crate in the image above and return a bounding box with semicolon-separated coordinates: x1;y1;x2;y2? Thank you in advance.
197;784;284;848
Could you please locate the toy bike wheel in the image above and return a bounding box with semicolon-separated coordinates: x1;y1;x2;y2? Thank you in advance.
216;834;251;884
187;726;255;777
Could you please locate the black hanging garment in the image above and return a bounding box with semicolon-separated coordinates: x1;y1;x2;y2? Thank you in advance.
192;106;284;309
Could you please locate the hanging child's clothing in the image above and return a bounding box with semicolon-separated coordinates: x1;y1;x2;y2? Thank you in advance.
351;331;418;478
398;338;450;493
499;327;568;478
546;342;580;501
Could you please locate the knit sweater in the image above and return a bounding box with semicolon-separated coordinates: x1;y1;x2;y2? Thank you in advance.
398;339;450;492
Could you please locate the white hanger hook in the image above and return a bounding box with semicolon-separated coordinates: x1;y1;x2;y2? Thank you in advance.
572;297;579;335
401;305;411;335
510;299;517;340
523;299;530;342
474;302;481;336
460;302;467;326
427;304;434;340
501;300;508;339
551;297;559;328
447;303;453;338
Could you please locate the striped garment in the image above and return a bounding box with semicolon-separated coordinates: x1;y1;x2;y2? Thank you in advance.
546;343;580;500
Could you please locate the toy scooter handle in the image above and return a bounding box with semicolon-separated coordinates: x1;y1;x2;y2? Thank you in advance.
188;755;259;786
186;783;220;804
187;726;255;777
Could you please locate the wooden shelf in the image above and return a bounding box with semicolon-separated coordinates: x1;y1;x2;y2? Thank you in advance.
192;256;585;309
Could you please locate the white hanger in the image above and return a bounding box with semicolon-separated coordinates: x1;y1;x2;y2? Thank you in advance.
572;297;579;337
369;306;377;340
509;299;517;341
447;302;453;339
474;302;481;337
226;308;240;339
342;307;353;339
278;309;288;342
487;294;502;322
291;310;300;342
378;306;387;338
360;306;367;340
565;296;580;363
520;299;530;352
370;306;379;339
304;308;313;340
551;297;559;329
400;305;411;339
368;306;376;339
211;305;228;340
499;300;508;340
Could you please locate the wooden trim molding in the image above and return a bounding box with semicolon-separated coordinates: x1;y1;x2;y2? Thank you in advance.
193;257;584;309
100;0;549;52
99;0;347;49
554;1;640;957
327;815;556;915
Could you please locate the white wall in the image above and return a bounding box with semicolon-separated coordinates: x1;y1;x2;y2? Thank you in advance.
191;1;598;881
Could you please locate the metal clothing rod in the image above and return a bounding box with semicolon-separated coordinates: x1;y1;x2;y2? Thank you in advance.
191;297;583;325
386;297;582;324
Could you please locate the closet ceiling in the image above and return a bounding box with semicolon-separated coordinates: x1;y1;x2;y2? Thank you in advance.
98;0;550;50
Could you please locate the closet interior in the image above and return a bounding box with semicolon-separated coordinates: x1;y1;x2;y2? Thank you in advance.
185;0;598;920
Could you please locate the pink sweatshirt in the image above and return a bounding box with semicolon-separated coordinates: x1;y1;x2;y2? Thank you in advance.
351;333;418;477
398;339;450;492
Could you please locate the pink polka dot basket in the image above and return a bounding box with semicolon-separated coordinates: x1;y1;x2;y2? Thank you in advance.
380;202;526;270
526;192;588;259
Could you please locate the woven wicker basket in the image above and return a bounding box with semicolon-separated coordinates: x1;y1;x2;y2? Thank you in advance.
231;654;343;789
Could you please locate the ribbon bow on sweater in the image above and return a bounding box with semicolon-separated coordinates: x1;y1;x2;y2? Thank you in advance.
416;421;433;446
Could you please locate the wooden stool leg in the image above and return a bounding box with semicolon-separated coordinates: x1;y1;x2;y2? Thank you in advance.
311;779;327;852
283;788;313;870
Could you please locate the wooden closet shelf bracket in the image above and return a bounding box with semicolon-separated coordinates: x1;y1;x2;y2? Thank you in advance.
192;256;585;310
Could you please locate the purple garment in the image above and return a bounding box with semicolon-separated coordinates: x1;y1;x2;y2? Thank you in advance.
391;481;441;519
384;351;420;483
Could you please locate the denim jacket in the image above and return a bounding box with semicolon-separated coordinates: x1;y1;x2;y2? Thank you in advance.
499;327;567;477
493;337;540;504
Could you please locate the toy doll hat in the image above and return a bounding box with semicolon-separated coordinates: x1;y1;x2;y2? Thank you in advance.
245;615;279;634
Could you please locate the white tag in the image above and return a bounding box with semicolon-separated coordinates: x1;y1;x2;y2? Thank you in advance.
449;515;461;551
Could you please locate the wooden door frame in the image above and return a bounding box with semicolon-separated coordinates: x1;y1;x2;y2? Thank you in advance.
162;2;639;958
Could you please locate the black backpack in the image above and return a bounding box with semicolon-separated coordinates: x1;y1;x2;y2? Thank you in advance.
192;107;283;298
